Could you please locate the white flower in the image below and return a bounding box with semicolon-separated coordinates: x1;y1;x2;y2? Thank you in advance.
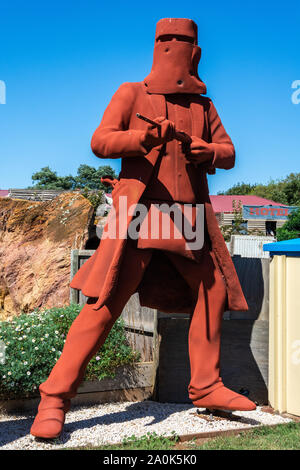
32;339;36;343
2;375;6;379
24;361;28;365
21;351;25;354
34;347;39;350
96;356;100;361
7;371;12;376
51;348;56;352
27;371;31;376
55;330;59;335
45;334;49;338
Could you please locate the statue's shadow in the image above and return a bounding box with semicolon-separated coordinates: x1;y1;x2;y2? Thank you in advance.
0;414;35;447
0;401;262;447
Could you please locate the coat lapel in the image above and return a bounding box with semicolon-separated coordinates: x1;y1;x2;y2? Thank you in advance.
142;89;167;168
190;98;205;137
147;92;167;119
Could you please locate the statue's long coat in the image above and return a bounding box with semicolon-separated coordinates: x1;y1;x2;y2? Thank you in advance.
70;82;248;313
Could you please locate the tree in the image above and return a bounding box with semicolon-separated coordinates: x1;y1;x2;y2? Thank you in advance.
30;165;117;192
220;199;264;241
218;182;255;196
31;167;76;190
220;199;246;241
75;165;116;190
281;173;300;206
219;173;300;206
277;207;300;241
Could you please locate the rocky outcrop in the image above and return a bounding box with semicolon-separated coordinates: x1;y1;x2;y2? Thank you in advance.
0;192;94;320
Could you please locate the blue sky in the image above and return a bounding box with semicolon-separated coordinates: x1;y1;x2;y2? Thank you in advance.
0;0;299;194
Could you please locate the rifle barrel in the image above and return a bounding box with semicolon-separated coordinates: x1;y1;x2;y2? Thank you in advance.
136;112;191;144
136;113;160;128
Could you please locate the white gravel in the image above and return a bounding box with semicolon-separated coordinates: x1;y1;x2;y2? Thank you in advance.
0;401;292;450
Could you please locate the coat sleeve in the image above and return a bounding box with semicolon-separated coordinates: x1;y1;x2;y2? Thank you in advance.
207;99;235;170
91;82;148;159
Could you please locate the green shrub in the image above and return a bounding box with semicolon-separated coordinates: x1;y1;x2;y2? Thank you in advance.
277;207;300;241
81;188;105;209
0;304;139;400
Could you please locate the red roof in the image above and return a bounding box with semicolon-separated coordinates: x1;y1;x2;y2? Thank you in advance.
210;195;289;213
0;190;9;197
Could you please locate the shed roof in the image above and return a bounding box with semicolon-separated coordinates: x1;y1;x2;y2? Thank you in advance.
263;238;300;256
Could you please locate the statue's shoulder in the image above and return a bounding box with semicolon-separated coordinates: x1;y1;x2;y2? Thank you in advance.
112;82;144;101
117;81;142;93
198;95;213;110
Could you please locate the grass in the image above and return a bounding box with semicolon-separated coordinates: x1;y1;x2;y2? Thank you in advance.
67;423;300;451
68;432;178;450
190;422;300;450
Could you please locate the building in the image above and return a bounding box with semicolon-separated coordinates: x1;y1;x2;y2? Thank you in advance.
210;195;298;236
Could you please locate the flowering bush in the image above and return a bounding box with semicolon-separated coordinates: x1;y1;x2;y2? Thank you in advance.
0;304;139;399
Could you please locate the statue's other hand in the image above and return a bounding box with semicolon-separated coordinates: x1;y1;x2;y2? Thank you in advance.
185;136;214;164
141;117;175;151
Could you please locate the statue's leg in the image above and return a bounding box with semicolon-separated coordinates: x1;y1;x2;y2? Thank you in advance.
166;247;256;411
30;243;152;439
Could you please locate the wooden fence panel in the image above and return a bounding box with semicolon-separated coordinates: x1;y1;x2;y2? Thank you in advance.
70;250;157;363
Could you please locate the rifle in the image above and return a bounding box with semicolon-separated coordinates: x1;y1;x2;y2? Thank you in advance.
136;112;216;174
136;113;192;145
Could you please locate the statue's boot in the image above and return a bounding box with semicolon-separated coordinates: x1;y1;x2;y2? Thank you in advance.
30;395;71;439
166;247;256;412
192;385;256;411
30;243;152;439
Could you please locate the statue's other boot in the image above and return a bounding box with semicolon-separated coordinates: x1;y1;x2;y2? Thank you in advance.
30;395;70;439
168;248;257;413
192;385;256;411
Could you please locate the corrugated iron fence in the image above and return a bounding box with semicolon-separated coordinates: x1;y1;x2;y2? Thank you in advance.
227;235;275;258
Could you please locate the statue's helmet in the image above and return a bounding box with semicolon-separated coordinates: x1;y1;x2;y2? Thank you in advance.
144;18;206;95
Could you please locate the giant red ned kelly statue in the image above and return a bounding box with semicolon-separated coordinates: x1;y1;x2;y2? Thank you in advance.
31;18;256;439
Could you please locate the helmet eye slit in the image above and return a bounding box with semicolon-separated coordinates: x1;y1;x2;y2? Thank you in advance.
156;34;195;44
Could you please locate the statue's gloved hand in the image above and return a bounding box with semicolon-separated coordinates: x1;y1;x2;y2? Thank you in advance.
185;136;214;164
140;117;176;152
